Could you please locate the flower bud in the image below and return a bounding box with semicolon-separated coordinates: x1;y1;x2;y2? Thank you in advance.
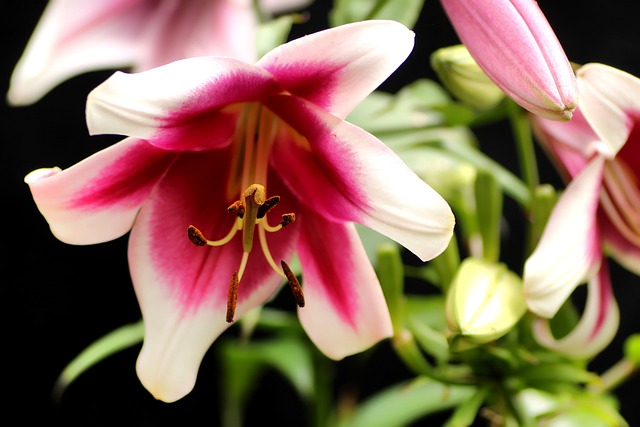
431;44;505;111
446;258;526;347
440;0;578;121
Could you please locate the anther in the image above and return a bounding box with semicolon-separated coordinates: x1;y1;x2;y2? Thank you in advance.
187;225;207;246
281;260;305;308
257;196;280;218
280;213;296;227
227;201;245;218
226;271;239;323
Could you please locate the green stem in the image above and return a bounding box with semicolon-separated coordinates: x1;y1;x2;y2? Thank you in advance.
588;359;638;394
506;100;539;199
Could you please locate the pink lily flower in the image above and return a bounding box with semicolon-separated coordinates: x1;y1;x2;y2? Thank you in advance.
25;21;455;402
7;0;310;106
523;63;640;355
439;0;578;121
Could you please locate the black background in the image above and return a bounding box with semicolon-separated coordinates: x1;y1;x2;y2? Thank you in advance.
3;1;639;425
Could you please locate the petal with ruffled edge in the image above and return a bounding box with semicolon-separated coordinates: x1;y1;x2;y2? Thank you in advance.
86;57;281;149
532;261;619;359
577;63;640;158
130;149;298;402
524;156;605;318
296;209;392;360
7;0;150;106
25;137;175;245
258;20;415;119
267;95;455;262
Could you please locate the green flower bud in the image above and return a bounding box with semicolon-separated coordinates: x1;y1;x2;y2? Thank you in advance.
431;44;506;111
446;258;526;347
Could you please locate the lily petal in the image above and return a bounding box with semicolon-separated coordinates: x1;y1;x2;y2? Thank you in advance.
268;95;455;262
86;57;281;145
600;213;640;276
524;156;605;318
532;261;619;359
138;0;257;69
130;150;297;402
258;20;415;119
532;110;602;179
296;210;392;360
25;137;174;245
577;63;640;157
7;0;148;106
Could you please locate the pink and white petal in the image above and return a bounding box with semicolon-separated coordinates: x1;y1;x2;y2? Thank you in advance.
577;63;640;157
296;211;392;360
258;20;414;118
139;0;257;68
25;137;175;245
601;214;640;276
523;157;606;318
532;261;619;359
86;57;280;144
129;150;297;401
7;0;150;106
532;110;600;178
267;95;455;262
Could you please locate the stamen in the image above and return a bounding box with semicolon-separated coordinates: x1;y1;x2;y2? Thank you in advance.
257;196;280;218
281;260;305;307
228;200;245;218
261;213;296;233
280;213;296;227
187;225;207;246
187;220;242;247
226;271;239;323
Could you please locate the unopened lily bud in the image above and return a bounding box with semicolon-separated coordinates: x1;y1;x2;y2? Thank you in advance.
440;0;578;121
446;258;526;347
431;44;505;111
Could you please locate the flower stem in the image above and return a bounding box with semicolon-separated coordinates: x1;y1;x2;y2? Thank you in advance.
506;100;539;203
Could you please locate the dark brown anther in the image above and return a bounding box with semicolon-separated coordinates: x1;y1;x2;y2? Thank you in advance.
281;260;305;308
280;213;296;227
188;225;207;246
257;195;280;218
227;200;245;218
226;271;239;323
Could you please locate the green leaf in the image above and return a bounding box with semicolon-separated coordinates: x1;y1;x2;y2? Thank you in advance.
329;0;425;28
53;320;144;400
337;377;476;427
376;242;405;333
474;170;503;263
443;386;488;427
355;223;395;267
256;13;302;59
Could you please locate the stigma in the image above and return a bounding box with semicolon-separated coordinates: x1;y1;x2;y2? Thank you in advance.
187;183;304;323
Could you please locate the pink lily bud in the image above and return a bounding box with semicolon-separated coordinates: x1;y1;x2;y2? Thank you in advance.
440;0;578;121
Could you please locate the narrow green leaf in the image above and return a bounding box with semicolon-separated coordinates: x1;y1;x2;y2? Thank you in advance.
376;242;405;333
474;171;503;263
53;320;144;400
443;386;488;427
337;377;476;427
